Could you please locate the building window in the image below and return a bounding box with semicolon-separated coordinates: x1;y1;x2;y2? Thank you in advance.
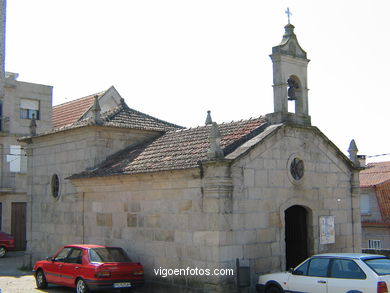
6;145;27;173
360;194;370;214
20;99;40;120
51;174;60;199
368;239;382;250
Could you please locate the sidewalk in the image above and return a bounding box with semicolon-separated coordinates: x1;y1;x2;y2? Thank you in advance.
0;251;31;277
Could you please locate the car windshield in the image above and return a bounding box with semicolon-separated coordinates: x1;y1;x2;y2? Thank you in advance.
89;247;131;263
364;258;390;275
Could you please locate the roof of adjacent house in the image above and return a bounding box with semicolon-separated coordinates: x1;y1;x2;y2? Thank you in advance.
360;161;390;187
70;117;268;178
24;99;182;139
52;91;105;128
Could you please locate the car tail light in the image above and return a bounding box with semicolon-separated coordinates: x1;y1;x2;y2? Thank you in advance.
377;281;388;293
132;269;144;276
95;271;111;278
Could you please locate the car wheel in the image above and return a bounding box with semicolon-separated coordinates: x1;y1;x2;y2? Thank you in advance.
266;286;282;293
76;278;90;293
0;246;6;258
35;269;48;289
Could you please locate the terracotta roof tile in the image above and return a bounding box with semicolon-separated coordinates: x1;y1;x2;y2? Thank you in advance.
372;181;390;223
360;161;390;187
70;117;268;178
52;91;105;128
24;100;182;140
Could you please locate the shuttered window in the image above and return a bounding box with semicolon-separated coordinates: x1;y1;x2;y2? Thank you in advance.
20;99;40;120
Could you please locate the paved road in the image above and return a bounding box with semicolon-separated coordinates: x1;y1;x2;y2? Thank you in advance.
0;252;141;293
0;251;75;293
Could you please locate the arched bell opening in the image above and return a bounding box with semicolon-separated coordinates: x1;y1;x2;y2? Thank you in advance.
287;75;303;114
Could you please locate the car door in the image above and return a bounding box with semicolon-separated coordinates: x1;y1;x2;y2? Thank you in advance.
60;248;83;287
327;258;371;293
44;247;72;285
287;257;330;293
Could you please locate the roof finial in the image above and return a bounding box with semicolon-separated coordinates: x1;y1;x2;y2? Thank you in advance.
205;110;212;125
92;95;103;125
29;113;37;136
348;139;359;165
207;122;224;160
285;7;292;24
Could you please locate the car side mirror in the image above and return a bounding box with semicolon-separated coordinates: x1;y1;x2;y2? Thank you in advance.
46;256;54;261
288;268;294;273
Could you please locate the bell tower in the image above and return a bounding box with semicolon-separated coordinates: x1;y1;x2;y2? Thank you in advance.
266;22;311;126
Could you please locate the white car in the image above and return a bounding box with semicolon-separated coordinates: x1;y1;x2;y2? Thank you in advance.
257;253;390;293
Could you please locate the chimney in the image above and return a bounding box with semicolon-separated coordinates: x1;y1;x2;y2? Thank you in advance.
357;155;366;168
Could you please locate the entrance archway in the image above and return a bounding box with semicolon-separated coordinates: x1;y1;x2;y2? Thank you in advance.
285;205;308;270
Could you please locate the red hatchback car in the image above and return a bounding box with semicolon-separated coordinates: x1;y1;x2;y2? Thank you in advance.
33;244;144;293
0;231;15;258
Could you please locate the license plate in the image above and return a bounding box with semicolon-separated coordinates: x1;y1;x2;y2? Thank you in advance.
113;282;132;288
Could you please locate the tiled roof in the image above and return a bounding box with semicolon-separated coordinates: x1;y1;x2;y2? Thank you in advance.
70;117;268;178
360;161;390;187
52;91;105;128
375;182;390;223
25;100;182;139
95;101;182;132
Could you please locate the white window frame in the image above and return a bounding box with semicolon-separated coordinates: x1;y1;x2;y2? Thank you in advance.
20;98;40;120
6;145;27;173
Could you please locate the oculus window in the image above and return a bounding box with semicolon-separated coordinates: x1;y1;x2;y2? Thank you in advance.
51;174;60;199
290;158;304;180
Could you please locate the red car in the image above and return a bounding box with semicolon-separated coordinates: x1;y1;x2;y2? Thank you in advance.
33;244;144;293
0;231;15;258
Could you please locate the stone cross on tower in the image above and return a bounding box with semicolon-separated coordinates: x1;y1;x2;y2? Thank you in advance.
285;7;292;24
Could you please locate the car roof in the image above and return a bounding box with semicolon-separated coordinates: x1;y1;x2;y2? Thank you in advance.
313;253;386;260
64;244;108;249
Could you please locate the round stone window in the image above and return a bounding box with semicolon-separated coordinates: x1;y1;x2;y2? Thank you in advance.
51;174;60;199
290;158;304;180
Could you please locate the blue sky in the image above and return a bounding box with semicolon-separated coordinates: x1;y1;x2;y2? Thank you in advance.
5;0;390;162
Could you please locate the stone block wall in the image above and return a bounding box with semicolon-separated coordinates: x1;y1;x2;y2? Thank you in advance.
72;170;237;292
27;124;360;293
229;126;359;287
27;126;163;261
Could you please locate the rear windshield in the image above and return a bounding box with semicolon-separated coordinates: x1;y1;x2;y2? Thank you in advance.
89;247;131;263
364;258;390;275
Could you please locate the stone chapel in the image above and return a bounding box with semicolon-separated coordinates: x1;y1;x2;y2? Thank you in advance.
22;23;363;292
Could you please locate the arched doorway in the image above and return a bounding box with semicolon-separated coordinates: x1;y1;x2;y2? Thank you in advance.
285;205;308;270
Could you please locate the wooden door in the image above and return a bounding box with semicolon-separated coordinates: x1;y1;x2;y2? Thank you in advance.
285;205;308;270
11;202;26;250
